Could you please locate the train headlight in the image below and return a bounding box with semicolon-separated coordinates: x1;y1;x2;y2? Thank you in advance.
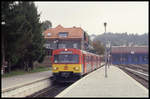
74;67;79;71
53;67;58;70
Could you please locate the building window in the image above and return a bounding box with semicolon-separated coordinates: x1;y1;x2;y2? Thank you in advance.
73;43;77;49
59;43;66;48
143;55;148;62
47;33;51;36
59;32;68;37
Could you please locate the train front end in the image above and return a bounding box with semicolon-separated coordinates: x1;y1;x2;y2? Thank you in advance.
51;48;83;82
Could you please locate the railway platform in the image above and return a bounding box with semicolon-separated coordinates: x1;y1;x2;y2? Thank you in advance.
2;70;52;91
56;65;148;97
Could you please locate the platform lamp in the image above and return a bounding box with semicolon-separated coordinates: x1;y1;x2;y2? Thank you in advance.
104;22;108;78
106;41;111;68
104;22;107;33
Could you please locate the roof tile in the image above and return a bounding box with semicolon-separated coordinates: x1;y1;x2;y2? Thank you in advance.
43;25;84;39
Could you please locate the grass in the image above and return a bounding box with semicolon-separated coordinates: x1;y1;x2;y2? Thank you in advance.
2;66;51;78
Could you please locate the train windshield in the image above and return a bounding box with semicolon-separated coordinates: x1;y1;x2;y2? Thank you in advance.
54;54;79;64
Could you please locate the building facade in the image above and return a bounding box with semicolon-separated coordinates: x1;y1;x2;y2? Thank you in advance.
43;25;90;55
111;46;148;64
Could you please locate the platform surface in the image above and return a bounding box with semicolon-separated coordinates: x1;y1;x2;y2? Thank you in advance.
2;70;52;91
56;65;148;97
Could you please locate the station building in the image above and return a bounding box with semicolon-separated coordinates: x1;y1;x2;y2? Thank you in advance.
111;46;148;64
43;25;90;55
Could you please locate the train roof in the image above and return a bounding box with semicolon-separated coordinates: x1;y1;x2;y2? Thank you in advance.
81;50;101;57
53;48;101;57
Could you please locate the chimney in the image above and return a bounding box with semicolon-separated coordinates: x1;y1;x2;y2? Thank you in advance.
56;24;63;28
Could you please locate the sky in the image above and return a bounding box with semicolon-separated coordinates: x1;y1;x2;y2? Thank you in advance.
34;1;148;35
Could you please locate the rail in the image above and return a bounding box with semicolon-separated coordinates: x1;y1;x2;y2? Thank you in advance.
118;64;149;82
2;63;105;97
120;64;148;73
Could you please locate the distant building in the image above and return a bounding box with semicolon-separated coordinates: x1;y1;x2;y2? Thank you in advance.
43;25;90;55
111;46;148;64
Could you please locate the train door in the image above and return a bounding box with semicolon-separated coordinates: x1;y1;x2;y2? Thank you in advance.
91;56;93;71
83;54;86;74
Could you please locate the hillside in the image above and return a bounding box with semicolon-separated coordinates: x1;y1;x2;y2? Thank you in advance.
91;32;148;46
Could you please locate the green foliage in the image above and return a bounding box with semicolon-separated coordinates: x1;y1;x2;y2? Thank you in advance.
92;40;105;55
2;1;46;72
2;66;51;78
41;20;52;32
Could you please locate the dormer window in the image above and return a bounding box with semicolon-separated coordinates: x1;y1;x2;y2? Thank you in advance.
47;33;51;36
59;32;68;38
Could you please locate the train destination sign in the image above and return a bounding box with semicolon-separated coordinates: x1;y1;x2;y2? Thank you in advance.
60;51;73;54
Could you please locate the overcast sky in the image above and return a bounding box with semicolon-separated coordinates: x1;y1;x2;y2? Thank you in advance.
34;1;148;35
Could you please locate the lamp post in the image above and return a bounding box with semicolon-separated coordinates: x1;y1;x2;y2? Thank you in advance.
104;22;111;77
104;22;107;33
106;41;111;68
104;22;107;78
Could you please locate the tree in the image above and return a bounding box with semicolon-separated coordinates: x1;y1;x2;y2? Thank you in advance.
41;20;52;32
16;2;46;70
2;1;46;73
1;1;18;73
92;40;105;55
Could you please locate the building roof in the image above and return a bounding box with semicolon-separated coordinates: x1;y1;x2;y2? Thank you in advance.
43;25;84;39
111;46;148;54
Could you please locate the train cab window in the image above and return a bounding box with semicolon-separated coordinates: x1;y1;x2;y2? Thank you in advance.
54;54;79;63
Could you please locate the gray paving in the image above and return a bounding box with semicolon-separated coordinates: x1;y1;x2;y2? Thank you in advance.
2;70;52;90
56;65;148;97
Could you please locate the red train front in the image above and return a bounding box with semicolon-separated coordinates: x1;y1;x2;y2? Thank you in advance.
51;48;102;82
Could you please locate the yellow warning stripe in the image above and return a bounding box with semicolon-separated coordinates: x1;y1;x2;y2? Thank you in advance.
52;64;82;73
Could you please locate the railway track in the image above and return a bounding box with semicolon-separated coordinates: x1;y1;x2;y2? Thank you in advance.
27;64;105;97
117;64;149;89
27;81;72;98
120;64;148;73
